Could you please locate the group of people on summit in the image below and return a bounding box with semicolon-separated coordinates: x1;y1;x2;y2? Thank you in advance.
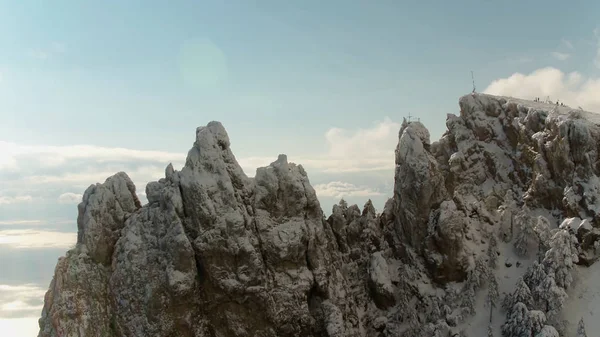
533;97;565;106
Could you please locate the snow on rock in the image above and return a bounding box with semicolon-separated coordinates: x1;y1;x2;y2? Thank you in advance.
368;252;395;309
38;95;600;337
424;200;469;283
39;122;359;337
560;217;585;231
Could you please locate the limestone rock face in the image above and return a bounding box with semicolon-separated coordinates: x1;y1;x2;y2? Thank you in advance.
40;172;142;337
393;120;448;249
39;122;360;337
39;95;600;337
76;172;141;265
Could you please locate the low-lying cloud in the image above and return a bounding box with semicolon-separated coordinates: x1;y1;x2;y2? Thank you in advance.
57;193;82;205
484;67;600;113
0;140;184;174
0;219;74;227
0;120;403;249
240;118;400;175
0;317;40;337
1;119;401;206
0;196;32;205
314;181;383;200
0;284;46;319
0;230;76;249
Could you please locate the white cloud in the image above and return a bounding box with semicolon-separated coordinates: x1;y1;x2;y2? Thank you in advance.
23;167;162;186
561;38;574;50
484;67;600;113
0;284;46;319
0;119;400;223
1;118;399;200
0;196;33;205
0;155;17;171
239;155;394;176
0;141;185;205
0;141;184;172
57;193;82;204
0;220;43;226
240;118;400;174
0;219;73;226
325;117;400;159
551;51;570;61
0;229;76;249
314;181;383;200
0;317;40;337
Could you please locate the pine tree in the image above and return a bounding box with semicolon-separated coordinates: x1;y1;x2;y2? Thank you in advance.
503;278;533;313
577;318;588;337
534;325;559;337
338;198;348;210
543;229;579;289
501;302;532;337
513;278;534;308
425;295;443;322
524;261;546;289
488;234;499;269
462;285;476;315
528;310;546;336
487;274;499;323
471;256;491;289
499;191;517;242
534;216;552;262
523;261;547;309
514;210;537;257
537;273;567;313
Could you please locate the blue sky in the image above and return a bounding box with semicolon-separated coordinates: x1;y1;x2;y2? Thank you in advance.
1;0;598;151
0;1;599;335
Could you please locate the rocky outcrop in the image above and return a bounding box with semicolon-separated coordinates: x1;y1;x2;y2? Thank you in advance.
38;94;600;337
39;122;361;337
368;252;395;309
393;120;447;249
39;173;141;337
76;172;141;265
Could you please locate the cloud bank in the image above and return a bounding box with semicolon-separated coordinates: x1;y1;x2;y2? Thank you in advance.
0;230;76;249
484;67;600;113
314;181;383;200
0;196;32;205
0;119;400;209
57;193;83;205
0;284;45;319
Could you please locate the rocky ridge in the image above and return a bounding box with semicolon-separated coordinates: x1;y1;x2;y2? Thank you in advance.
38;94;600;336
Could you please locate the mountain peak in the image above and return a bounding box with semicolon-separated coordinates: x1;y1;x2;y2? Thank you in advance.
39;94;600;336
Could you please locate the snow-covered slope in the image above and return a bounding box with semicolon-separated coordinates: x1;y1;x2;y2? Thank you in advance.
37;94;600;337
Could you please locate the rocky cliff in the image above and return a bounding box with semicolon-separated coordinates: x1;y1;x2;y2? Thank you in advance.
38;94;600;336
